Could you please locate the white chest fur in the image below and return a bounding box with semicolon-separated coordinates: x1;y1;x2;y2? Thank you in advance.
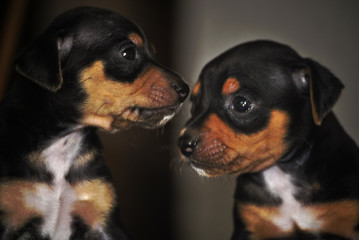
26;132;83;239
262;166;322;232
42;131;83;182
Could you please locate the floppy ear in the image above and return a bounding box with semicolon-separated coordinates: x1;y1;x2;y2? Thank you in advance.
15;33;73;92
291;63;311;94
303;58;344;125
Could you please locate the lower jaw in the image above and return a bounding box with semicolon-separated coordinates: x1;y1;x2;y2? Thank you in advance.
111;111;176;131
188;157;256;177
189;161;232;177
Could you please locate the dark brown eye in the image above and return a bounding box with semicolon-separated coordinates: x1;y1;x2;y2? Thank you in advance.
121;46;136;60
231;96;253;113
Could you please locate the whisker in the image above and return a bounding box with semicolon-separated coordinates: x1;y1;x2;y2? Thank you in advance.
302;137;313;149
94;102;107;120
80;76;94;83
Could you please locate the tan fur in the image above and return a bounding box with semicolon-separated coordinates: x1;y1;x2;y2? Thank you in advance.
238;204;290;239
196;110;288;175
222;77;240;95
72;179;116;228
192;81;201;96
309;76;322;126
238;200;359;239
73;150;97;168
0;181;40;229
128;33;143;47
312;200;359;239
80;61;178;131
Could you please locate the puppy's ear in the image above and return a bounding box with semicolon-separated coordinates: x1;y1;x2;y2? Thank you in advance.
303;58;344;125
291;63;311;94
15;32;73;92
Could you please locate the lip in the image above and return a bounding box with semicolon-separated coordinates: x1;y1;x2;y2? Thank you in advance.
133;104;180;121
139;105;178;118
189;158;232;171
112;104;182;130
188;154;275;176
187;153;259;176
189;160;235;177
189;160;244;177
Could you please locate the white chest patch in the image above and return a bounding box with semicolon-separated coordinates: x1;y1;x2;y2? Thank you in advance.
25;131;83;239
262;166;323;232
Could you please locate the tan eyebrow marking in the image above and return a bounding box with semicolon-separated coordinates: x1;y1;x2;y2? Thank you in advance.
192;81;201;96
222;77;240;95
128;33;143;47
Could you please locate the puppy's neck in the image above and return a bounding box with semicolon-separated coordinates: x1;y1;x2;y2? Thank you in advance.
2;76;83;132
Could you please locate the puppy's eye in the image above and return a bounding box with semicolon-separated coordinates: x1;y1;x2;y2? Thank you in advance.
231;96;253;113
121;46;136;60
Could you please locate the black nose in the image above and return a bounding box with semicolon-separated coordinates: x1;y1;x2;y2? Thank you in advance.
156;62;189;103
171;79;189;103
177;134;198;157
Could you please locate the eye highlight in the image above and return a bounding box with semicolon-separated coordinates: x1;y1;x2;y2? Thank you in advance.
231;96;253;113
121;46;137;60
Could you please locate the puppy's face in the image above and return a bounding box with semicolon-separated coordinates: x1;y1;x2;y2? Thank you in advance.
178;41;343;177
15;7;189;132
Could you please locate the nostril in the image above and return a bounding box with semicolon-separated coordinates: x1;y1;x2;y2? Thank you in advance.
179;84;190;102
178;88;189;102
178;135;198;157
172;82;190;103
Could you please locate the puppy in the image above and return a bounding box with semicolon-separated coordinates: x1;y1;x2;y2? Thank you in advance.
0;6;188;239
178;40;359;239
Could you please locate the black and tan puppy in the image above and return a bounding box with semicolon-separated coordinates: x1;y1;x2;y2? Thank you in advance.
178;40;359;239
0;6;188;239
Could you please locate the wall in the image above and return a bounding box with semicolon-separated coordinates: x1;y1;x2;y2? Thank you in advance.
172;1;359;239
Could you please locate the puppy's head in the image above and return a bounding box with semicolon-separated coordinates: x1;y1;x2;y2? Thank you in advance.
178;40;343;177
15;7;189;132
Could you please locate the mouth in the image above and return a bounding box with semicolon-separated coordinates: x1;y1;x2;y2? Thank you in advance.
186;153;276;177
188;158;259;177
112;104;181;130
187;158;237;177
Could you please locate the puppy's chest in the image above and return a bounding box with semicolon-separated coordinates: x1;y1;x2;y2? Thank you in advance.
41;131;84;182
0;132;114;239
31;132;82;239
237;166;359;239
261;167;320;231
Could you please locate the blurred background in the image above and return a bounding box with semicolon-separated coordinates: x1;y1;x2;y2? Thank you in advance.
0;0;358;239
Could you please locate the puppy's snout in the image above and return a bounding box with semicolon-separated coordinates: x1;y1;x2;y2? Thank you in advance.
152;63;189;103
164;69;189;103
178;133;198;157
